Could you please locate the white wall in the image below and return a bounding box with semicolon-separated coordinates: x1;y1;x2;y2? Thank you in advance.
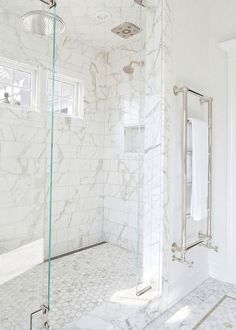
168;0;211;305
208;0;236;282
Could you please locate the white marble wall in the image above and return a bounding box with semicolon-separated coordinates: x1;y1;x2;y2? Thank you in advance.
0;11;106;258
103;41;146;253
0;1;168;298
102;0;169;293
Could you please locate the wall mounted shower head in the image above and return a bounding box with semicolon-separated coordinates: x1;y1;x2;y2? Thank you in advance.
21;10;65;36
123;64;134;75
123;61;144;75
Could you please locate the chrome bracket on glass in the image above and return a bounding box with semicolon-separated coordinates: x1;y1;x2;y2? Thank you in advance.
136;285;152;296
42;305;50;329
40;0;56;9
30;305;50;330
136;282;152;296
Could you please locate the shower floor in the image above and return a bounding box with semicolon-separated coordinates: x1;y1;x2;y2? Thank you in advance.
0;243;138;330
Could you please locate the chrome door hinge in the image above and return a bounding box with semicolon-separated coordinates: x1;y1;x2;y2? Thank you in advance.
30;305;50;330
42;305;50;329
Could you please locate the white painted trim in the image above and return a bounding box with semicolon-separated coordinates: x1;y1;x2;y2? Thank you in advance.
0;56;38;111
219;39;236;285
47;70;85;120
219;39;236;53
0;56;85;120
227;57;236;285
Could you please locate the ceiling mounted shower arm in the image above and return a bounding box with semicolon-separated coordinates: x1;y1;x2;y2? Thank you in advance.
134;0;146;7
40;0;56;9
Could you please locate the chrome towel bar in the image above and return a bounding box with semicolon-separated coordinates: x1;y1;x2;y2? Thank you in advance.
171;85;218;267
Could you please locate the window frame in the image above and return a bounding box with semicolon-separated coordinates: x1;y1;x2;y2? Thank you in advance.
46;72;84;119
0;57;85;120
0;56;37;111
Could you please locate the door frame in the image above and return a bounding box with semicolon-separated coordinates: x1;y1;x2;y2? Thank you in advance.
220;39;236;285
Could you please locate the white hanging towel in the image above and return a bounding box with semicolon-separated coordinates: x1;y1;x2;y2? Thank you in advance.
188;118;208;221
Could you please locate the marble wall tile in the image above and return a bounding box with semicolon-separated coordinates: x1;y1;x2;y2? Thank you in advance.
0;12;106;259
0;1;170;311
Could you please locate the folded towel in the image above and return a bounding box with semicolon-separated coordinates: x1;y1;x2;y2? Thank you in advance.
187;121;192;184
188;118;208;221
186;152;192;187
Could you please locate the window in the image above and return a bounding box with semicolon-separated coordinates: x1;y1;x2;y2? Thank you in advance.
47;75;84;118
0;59;36;110
0;57;84;119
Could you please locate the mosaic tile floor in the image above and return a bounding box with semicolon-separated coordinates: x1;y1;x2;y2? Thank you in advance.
0;243;138;330
195;295;236;329
1;246;236;330
145;278;236;330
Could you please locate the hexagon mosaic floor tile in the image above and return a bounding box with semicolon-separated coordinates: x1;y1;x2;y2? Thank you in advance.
0;243;138;330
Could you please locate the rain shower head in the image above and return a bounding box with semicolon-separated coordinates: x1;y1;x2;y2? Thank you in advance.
123;61;144;75
21;10;65;36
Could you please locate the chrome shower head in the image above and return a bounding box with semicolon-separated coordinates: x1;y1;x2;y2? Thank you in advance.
21;10;65;36
123;64;134;75
123;61;144;75
111;22;140;39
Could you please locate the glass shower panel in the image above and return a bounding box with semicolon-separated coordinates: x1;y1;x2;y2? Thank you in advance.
0;0;55;328
47;0;151;328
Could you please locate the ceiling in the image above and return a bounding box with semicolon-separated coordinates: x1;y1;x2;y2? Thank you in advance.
0;0;146;49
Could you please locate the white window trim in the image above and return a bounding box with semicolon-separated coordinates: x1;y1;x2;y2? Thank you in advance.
0;56;37;112
0;57;85;120
46;71;85;119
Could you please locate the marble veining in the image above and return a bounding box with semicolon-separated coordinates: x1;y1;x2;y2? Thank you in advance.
0;0;171;328
0;7;107;259
145;277;236;330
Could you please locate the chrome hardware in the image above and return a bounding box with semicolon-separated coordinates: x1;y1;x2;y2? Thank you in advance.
134;0;146;7
172;254;194;268
30;305;49;330
42;305;50;329
171;85;218;267
40;0;56;9
136;284;152;296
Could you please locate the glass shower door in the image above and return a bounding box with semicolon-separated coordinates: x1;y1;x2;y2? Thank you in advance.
44;3;57;329
0;0;56;329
